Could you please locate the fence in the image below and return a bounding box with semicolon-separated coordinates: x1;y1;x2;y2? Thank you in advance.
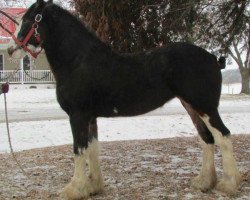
0;70;55;84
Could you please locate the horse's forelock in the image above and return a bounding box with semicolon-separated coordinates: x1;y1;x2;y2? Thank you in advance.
22;4;37;20
22;1;48;21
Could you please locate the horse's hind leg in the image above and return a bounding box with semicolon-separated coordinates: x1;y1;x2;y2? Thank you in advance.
200;110;241;194
180;100;217;192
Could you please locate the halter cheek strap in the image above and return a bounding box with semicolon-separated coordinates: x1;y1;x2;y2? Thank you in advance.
11;26;42;58
12;14;43;59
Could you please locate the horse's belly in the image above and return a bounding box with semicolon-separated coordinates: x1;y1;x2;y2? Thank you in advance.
110;89;174;117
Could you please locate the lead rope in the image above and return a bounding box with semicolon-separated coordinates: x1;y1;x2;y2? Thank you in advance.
4;92;29;179
2;84;47;199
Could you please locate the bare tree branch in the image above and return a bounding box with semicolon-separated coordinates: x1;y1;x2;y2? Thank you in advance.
228;47;243;70
233;41;244;67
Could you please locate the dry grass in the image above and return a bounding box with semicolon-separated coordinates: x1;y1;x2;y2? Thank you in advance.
0;135;249;200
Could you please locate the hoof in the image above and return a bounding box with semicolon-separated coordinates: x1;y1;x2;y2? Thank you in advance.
88;174;104;195
60;180;90;200
60;176;104;200
191;174;217;192
216;173;242;195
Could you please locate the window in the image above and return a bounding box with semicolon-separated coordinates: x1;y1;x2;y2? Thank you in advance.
0;54;3;71
23;55;31;70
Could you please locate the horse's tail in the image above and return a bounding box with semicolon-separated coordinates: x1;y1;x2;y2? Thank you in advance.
218;56;226;70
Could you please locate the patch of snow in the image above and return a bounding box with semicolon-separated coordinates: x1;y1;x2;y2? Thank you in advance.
168;193;178;198
0;84;250;153
186;148;200;153
184;192;193;199
169;155;184;164
221;83;242;94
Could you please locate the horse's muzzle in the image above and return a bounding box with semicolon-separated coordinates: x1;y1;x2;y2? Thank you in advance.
7;45;21;57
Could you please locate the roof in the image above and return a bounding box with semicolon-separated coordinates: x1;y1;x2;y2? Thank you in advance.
0;8;27;44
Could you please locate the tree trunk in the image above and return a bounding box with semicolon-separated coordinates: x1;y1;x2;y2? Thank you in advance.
240;69;250;94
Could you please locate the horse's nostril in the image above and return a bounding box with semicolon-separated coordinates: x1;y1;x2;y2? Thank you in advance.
7;46;18;56
7;46;14;56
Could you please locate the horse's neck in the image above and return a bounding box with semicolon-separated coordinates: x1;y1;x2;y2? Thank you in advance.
42;9;110;78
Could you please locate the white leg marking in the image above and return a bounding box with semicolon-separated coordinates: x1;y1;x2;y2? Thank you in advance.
61;139;103;199
192;139;217;191
87;139;104;193
61;150;92;199
201;115;241;194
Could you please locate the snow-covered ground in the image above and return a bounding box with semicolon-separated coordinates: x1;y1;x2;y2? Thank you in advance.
221;83;242;94
0;83;249;153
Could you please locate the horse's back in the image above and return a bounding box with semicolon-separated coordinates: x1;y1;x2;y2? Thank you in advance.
126;42;222;113
98;42;222;116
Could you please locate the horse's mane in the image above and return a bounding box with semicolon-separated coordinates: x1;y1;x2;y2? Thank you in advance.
43;4;110;50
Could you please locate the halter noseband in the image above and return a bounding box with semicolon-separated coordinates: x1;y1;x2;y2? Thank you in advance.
11;14;43;58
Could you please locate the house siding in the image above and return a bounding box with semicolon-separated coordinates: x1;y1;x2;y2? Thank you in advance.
0;49;50;70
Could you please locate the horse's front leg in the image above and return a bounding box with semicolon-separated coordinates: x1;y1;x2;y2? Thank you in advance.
61;113;103;200
87;119;104;193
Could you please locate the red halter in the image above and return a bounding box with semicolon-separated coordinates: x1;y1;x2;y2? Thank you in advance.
11;14;43;58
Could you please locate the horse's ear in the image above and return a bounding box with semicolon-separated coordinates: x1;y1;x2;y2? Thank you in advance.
47;0;53;4
36;0;44;6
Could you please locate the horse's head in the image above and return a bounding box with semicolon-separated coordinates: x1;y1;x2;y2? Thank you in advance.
7;0;53;59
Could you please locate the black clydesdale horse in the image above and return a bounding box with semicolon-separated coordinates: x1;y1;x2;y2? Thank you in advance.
8;0;241;199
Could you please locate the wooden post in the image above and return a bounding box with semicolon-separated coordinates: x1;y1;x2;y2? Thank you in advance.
20;58;24;84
